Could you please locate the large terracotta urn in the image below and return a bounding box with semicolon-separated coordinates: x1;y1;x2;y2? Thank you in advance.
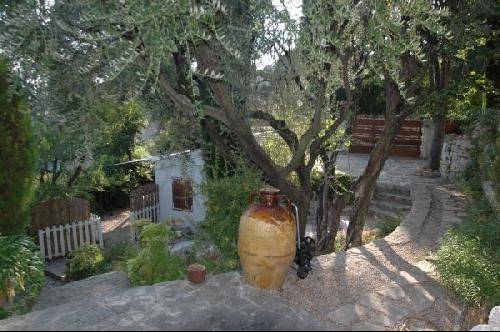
238;187;296;290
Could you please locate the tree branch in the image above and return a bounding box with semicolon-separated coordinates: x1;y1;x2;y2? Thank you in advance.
200;119;235;164
194;42;302;202
67;165;83;188
248;110;299;150
156;69;229;125
282;79;327;175
306;54;354;172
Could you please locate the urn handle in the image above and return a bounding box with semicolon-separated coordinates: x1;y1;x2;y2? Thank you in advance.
248;191;259;204
277;194;293;213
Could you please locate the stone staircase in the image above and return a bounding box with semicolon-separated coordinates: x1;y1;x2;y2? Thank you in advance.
281;183;470;331
369;183;412;220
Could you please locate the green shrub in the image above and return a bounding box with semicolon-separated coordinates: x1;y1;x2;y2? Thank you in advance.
377;215;402;237
127;223;185;286
130;218;152;243
66;244;108;281
200;166;263;271
464;109;498;195
104;243;138;272
0;236;44;318
0;58;36;236
434;199;499;307
311;170;355;201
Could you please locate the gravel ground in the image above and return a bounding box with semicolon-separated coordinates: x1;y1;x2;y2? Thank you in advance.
101;208;131;233
101;208;132;247
278;184;467;330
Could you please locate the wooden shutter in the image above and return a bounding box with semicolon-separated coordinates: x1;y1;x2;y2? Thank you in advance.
172;179;193;211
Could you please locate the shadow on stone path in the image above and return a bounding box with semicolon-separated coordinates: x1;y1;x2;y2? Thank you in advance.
279;182;469;331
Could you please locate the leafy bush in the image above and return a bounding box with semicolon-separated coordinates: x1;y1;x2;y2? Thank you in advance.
434;199;499;307
127;223;185;286
464;109;498;195
377;215;402;237
446;113;500;308
104;243;138;272
0;58;36;235
200;166;263;271
311;170;354;201
0;236;44;318
66;244;108;281
130;218;152;243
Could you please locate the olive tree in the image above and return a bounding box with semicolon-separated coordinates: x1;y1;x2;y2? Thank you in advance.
1;0;445;243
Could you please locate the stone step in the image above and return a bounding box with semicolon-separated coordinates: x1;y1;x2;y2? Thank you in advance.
373;191;412;206
370;200;411;214
369;206;401;219
375;183;411;197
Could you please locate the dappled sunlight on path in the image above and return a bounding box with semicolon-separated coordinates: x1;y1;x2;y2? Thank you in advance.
279;180;468;330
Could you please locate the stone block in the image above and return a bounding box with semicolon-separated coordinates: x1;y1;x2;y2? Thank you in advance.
489;306;500;328
471;324;492;331
328;304;371;326
169;240;195;258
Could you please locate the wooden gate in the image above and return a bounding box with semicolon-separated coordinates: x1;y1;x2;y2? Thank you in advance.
30;197;91;235
349;117;422;158
130;183;160;224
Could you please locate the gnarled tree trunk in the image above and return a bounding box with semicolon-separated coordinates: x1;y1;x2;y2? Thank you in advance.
345;79;405;248
428;117;445;170
427;55;451;171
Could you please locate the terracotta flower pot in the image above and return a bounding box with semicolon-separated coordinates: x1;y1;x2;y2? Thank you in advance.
187;263;206;283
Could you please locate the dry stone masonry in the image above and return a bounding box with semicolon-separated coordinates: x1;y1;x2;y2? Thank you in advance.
471;306;500;331
440;134;472;179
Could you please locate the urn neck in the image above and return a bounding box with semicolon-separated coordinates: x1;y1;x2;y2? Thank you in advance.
259;191;279;207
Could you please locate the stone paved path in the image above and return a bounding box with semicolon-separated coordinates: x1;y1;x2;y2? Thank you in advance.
1;272;334;331
33;271;129;312
279;183;469;330
335;152;436;186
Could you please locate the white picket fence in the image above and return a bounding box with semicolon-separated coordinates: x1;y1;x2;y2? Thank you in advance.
130;203;160;224
38;214;104;261
130;203;160;241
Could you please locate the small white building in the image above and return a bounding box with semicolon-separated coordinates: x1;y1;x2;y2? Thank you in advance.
125;149;206;230
154;150;206;229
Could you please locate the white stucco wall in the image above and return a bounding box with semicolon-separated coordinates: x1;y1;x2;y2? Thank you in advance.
154;150;206;228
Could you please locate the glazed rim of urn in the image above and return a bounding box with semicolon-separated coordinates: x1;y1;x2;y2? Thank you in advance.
258;186;280;194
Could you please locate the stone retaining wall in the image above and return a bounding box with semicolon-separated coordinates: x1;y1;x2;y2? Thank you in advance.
471;306;500;331
440;134;471;179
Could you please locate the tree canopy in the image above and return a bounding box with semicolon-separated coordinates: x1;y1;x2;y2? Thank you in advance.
0;0;496;247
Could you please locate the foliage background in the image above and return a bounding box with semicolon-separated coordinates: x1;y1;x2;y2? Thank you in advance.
0;236;44;319
200;164;263;271
127;223;185;286
0;57;36;236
